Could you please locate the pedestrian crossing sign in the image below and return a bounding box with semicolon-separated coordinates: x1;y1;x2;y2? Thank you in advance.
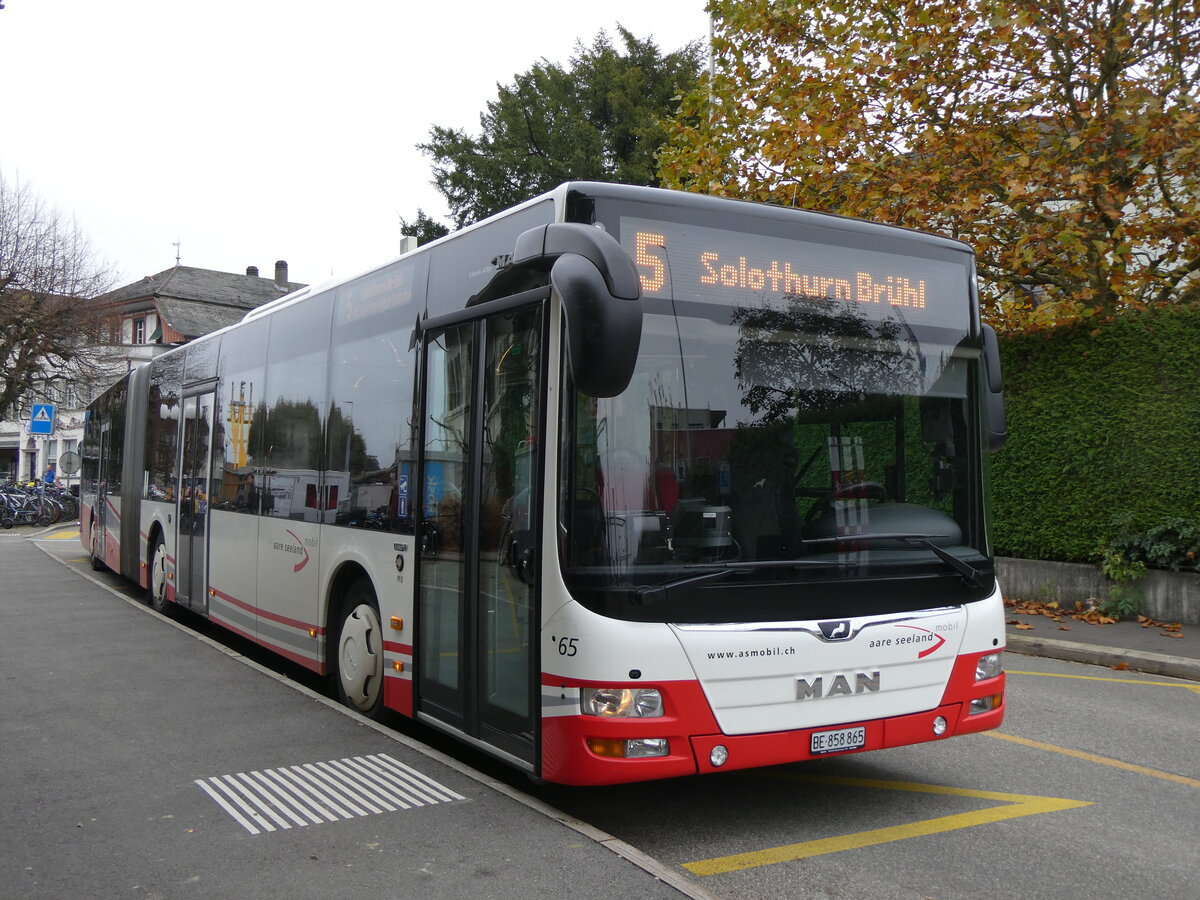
30;403;55;435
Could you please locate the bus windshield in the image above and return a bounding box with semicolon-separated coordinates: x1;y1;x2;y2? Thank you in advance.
558;203;991;623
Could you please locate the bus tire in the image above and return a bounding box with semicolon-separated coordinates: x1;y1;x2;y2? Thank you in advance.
333;579;385;719
89;519;105;571
147;532;171;615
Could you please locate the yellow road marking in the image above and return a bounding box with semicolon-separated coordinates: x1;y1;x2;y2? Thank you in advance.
683;775;1091;876
985;731;1200;788
1007;668;1200;696
43;530;81;540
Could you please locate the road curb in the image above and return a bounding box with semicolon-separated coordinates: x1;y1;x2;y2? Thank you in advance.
1006;633;1200;682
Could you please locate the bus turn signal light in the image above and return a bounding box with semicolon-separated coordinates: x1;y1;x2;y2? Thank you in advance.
970;694;1003;715
587;737;669;759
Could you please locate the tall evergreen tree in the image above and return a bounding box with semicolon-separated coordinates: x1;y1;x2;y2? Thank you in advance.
418;27;704;228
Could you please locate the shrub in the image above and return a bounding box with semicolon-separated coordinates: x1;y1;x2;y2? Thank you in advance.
993;306;1200;562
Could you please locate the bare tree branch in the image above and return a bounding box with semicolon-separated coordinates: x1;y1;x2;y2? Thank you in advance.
0;171;118;418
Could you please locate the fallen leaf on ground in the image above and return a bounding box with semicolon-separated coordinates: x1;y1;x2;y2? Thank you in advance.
1015;623;1035;630
1007;598;1184;635
1111;661;1131;670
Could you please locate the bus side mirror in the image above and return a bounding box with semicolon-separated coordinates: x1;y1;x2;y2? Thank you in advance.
551;252;642;397
981;324;1007;452
503;222;643;398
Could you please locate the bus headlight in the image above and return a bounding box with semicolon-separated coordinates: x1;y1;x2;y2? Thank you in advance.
975;653;1003;681
581;688;664;717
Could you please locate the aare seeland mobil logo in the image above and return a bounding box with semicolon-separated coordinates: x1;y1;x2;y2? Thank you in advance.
868;624;947;658
272;529;310;573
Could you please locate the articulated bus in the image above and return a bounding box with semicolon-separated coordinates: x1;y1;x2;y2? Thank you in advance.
82;183;1008;785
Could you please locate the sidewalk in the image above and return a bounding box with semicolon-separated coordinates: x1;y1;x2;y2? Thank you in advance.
1005;606;1199;682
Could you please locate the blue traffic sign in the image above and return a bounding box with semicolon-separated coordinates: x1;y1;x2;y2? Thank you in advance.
30;403;55;435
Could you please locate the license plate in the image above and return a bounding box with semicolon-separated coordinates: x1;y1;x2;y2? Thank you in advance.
810;726;866;755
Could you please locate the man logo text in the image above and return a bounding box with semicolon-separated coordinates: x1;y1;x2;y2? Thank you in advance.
796;671;881;700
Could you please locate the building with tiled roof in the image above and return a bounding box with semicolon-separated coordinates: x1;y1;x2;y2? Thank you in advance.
1;260;305;485
96;260;305;365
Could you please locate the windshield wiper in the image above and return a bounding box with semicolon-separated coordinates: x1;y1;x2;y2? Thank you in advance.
799;532;982;587
634;566;742;604
633;558;854;605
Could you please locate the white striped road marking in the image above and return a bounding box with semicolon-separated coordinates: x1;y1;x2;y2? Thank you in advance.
196;752;466;835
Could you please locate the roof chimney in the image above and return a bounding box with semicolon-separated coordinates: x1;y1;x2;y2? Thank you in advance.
246;265;259;277
274;260;288;286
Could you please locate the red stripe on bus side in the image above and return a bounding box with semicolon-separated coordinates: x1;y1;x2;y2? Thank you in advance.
209;612;327;676
257;604;326;635
208;586;327;635
209;587;254;616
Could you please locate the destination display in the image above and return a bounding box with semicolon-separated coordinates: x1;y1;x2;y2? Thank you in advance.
621;216;968;326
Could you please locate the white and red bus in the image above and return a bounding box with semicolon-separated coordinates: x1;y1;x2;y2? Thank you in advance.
81;183;1008;785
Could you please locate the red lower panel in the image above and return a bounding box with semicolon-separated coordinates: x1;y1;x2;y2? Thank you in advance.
688;700;1004;776
539;659;1006;786
541;680;716;786
384;675;413;717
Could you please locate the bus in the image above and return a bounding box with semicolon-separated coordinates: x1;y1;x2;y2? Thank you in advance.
81;183;1008;786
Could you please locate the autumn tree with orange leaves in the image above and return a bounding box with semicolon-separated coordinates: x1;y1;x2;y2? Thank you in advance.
660;0;1200;330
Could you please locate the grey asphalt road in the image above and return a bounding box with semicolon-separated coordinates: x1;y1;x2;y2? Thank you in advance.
11;526;1199;899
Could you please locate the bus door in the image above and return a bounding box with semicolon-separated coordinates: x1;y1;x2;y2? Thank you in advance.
418;306;543;767
176;389;216;612
94;419;112;557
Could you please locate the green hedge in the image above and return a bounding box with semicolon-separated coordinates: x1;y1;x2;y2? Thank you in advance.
992;305;1200;562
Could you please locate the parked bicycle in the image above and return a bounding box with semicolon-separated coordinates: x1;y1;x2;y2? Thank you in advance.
0;481;77;528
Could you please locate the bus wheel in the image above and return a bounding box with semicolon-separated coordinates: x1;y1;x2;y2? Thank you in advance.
89;520;105;571
334;580;385;718
147;534;171;614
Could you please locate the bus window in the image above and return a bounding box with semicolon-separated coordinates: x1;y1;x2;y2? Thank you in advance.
215;318;269;513
329;258;422;531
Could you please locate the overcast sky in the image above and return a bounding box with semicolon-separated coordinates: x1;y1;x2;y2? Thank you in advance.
2;0;710;292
